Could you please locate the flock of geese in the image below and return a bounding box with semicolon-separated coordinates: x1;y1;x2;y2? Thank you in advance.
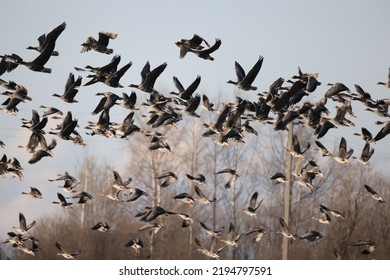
1;22;389;259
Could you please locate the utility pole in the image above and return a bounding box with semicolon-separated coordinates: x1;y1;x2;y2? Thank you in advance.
282;122;293;260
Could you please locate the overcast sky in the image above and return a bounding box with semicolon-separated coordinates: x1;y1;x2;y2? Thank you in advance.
1;0;390;239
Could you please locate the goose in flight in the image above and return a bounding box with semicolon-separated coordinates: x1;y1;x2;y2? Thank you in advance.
353;141;374;165
26;22;67;56
364;184;385;203
55;241;80;260
214;168;239;189
170;75;201;101
125;238;143;255
242;192;262;218
332;137;353;164
13;212;36;235
91;222;110;232
173;193;195;204
22;186;43;199
0;54;21;76
287;134;310;158
186;173;206;184
176;34;210;58
220;223;243;248
277;217;296;240
349;240;376;255
195;236;225;260
155;171;178;188
129;61;167;93
187;38;221;61
14;22;66;73
299;231;323;242
199;221;224;238
245;227;267;243
81;31;117;54
52;192;73;208
194;185;216;204
52;72;82;103
28;138;56;164
227;55;264;91
319;204;345;219
377;68;390;88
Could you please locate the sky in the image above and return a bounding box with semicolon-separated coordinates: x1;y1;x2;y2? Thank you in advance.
1;0;390;246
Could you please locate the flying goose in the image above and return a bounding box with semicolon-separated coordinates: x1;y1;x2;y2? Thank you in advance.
299;231;323;242
26;22;66;56
125;238;144;255
227;55;264;91
372;121;390;142
242;192;262;218
122;187;148;202
187;38;221;61
201;94;215;111
91;222;110;232
92;92;122;115
314;140;332;157
173;193;195;204
195;236;225;260
364;184;385;203
315;120;337;139
319;204;345;219
175;34;210;58
70;191;94;204
28;138;56;164
353;142;374;165
81;31;117;54
194;185;216;204
121;91;137;109
214;168;239;189
199;221;224;238
186;173;206;184
52;72;82;103
13;212;36;235
0;54;21;76
324;82;350;99
377;68;390;88
155;171;178;188
137;206;168;222
170;75;201;101
138;222;163;235
270;172;287;184
349;240;376;255
277;218;296;240
245;227;267;243
52;192;73;208
14;22;66;73
332;137;353;164
312;207;331;224
129;61;167;93
22;186;43;199
353;127;373;142
287;134;310;158
220;223;243;248
55;241;80;260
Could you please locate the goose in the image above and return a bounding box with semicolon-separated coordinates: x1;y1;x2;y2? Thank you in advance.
349;240;376;255
28;138;56;164
111;170;132;191
242;120;258;135
273;110;301;131
0;140;5;148
70;191;94;204
272;80;307;112
199;221;224;238
353;141;374;165
351;84;376;107
242;192;262;218
195;236;225;260
173;193;195;204
166;211;194;228
2;84;32;102
353;127;373;142
245;227;267;243
75;54;120;76
91;222;110;232
0;54;21;76
332;137;353;164
170;75;201;101
52;192;73;208
13;212;36;235
125;238;143;255
201;94;215;111
220;223;243;248
364;184;385;203
377;68;390;88
182;94;201;117
324;82;350;99
314;140;332;157
26;22;66;56
40;105;63;118
13;241;36;256
188;38;221;61
121;91;137;109
91;92;122;115
315;120;337;139
372;121;390;142
194;185;216;204
148;140;172;152
52;72;82;103
138;222;163;235
49;113;78;140
81;31;117;54
277;218;296;240
227;55;264;91
186;173;206;184
84;62;132;88
138;206;168;222
129;61;167;93
22;186;43;199
15;22;66;73
122;187;148;202
319;204;345;219
299;231;323;242
214;168;239;189
270;172;287;184
287;134;310;158
155;171;178;188
55;241;80;260
49;171;78;183
312;207;331;224
175;34;210;58
21;110;48;134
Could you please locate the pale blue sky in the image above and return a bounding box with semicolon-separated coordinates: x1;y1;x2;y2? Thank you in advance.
1;0;390;238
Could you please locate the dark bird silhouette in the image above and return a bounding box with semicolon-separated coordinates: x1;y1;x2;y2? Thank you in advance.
125;238;143;255
129;61;167;93
176;34;210;58
121;91;137;109
227;55;264;91
26;22;66;56
52;73;82;103
173;193;195;204
299;231;323;242
364;184;385;203
188;38;221;61
15;22;66;73
81;31;117;54
28;138;56;164
242;192;262;218
91;222;110;232
0;54;21;76
315;120;337;139
186;173;206;184
21;186;43;199
372;121;390;142
170;75;201;100
52;192;73;208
